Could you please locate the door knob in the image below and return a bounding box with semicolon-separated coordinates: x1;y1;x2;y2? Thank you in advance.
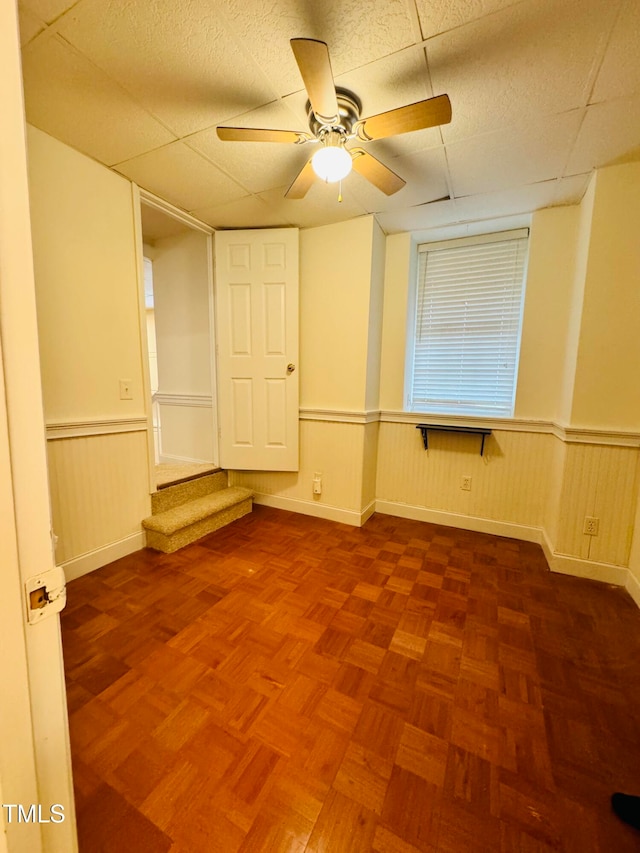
287;363;296;374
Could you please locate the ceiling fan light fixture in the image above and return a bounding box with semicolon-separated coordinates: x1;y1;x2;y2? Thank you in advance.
311;132;352;182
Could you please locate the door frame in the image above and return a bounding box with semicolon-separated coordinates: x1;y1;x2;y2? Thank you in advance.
1;3;77;850
132;186;218;491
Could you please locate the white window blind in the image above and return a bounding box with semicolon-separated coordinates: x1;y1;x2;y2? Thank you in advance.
408;230;528;417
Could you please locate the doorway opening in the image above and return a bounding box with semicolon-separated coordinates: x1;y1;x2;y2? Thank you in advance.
139;195;218;489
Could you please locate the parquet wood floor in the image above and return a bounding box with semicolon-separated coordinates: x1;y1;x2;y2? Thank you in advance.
61;507;640;852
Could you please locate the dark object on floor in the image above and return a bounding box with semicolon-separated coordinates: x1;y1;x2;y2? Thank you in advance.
612;793;640;830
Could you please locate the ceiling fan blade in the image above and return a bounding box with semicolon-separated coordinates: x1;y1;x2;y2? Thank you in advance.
355;94;452;141
285;158;316;199
217;126;311;144
350;148;406;195
290;38;339;125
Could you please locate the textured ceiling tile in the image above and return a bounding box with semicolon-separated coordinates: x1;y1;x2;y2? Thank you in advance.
553;173;591;206
56;0;278;136
141;205;194;243
18;2;46;45
17;0;636;232
334;47;431;121
447;109;584;197
21;34;176;166
565;94;640;175
115;142;248;211
186;101;312;194
415;0;523;39
348;146;449;213
257;183;368;229
218;0;416;97
375;197;459;234
453;181;562;222
428;0;619;142
20;0;78;25
191;195;295;230
592;0;640;102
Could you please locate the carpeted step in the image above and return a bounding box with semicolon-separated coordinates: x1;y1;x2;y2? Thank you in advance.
151;471;228;514
143;486;252;554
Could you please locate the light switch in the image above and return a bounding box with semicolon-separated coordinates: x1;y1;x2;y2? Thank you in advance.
119;379;133;400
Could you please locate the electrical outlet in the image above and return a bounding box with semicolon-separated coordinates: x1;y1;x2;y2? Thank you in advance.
461;476;472;491
583;516;599;536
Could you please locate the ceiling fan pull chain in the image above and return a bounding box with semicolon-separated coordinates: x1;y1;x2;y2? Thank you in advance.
338;179;343;203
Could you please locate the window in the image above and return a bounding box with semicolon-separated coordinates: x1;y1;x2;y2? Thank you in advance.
406;229;529;418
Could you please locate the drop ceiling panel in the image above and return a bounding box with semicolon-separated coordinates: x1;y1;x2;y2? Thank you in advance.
20;0;77;25
447;108;584;197
187;101;312;194
428;0;620;143
21;34;176;165
217;0;416;97
16;0;640;232
553;174;591;206
115;142;248;211
375;197;459;234
56;0;278;136
141;205;193;242
415;0;523;39
591;0;640;102
18;3;46;45
565;94;640;175
191;195;294;230
334;47;431;119
348;146;450;213
257;183;368;229
454;181;563;222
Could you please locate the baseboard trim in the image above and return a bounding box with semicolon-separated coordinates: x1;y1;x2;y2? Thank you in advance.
626;571;640;609
252;492;371;527
540;530;629;586
61;531;146;582
374;500;542;543
159;453;213;465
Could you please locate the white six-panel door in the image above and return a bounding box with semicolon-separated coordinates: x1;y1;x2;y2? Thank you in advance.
215;229;299;471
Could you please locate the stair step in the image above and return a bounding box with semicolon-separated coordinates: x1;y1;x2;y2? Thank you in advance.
151;471;228;514
143;486;253;554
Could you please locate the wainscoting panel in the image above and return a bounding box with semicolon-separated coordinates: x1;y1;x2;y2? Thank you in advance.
544;433;566;547
555;443;640;566
376;422;553;528
230;419;365;513
362;420;380;510
47;430;150;566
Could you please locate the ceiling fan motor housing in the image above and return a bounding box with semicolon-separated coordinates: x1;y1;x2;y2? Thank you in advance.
307;88;362;139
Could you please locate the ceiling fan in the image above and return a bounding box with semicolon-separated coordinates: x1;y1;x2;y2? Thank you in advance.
216;38;452;200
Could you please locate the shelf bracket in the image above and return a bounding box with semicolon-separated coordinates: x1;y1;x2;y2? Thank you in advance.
416;424;491;456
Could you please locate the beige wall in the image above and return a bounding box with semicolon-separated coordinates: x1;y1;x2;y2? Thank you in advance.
379;232;412;412
299;216;377;411
152;229;215;463
27;127;150;574
153;230;212;396
569;162;640;430
28;126;146;422
515;205;579;421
